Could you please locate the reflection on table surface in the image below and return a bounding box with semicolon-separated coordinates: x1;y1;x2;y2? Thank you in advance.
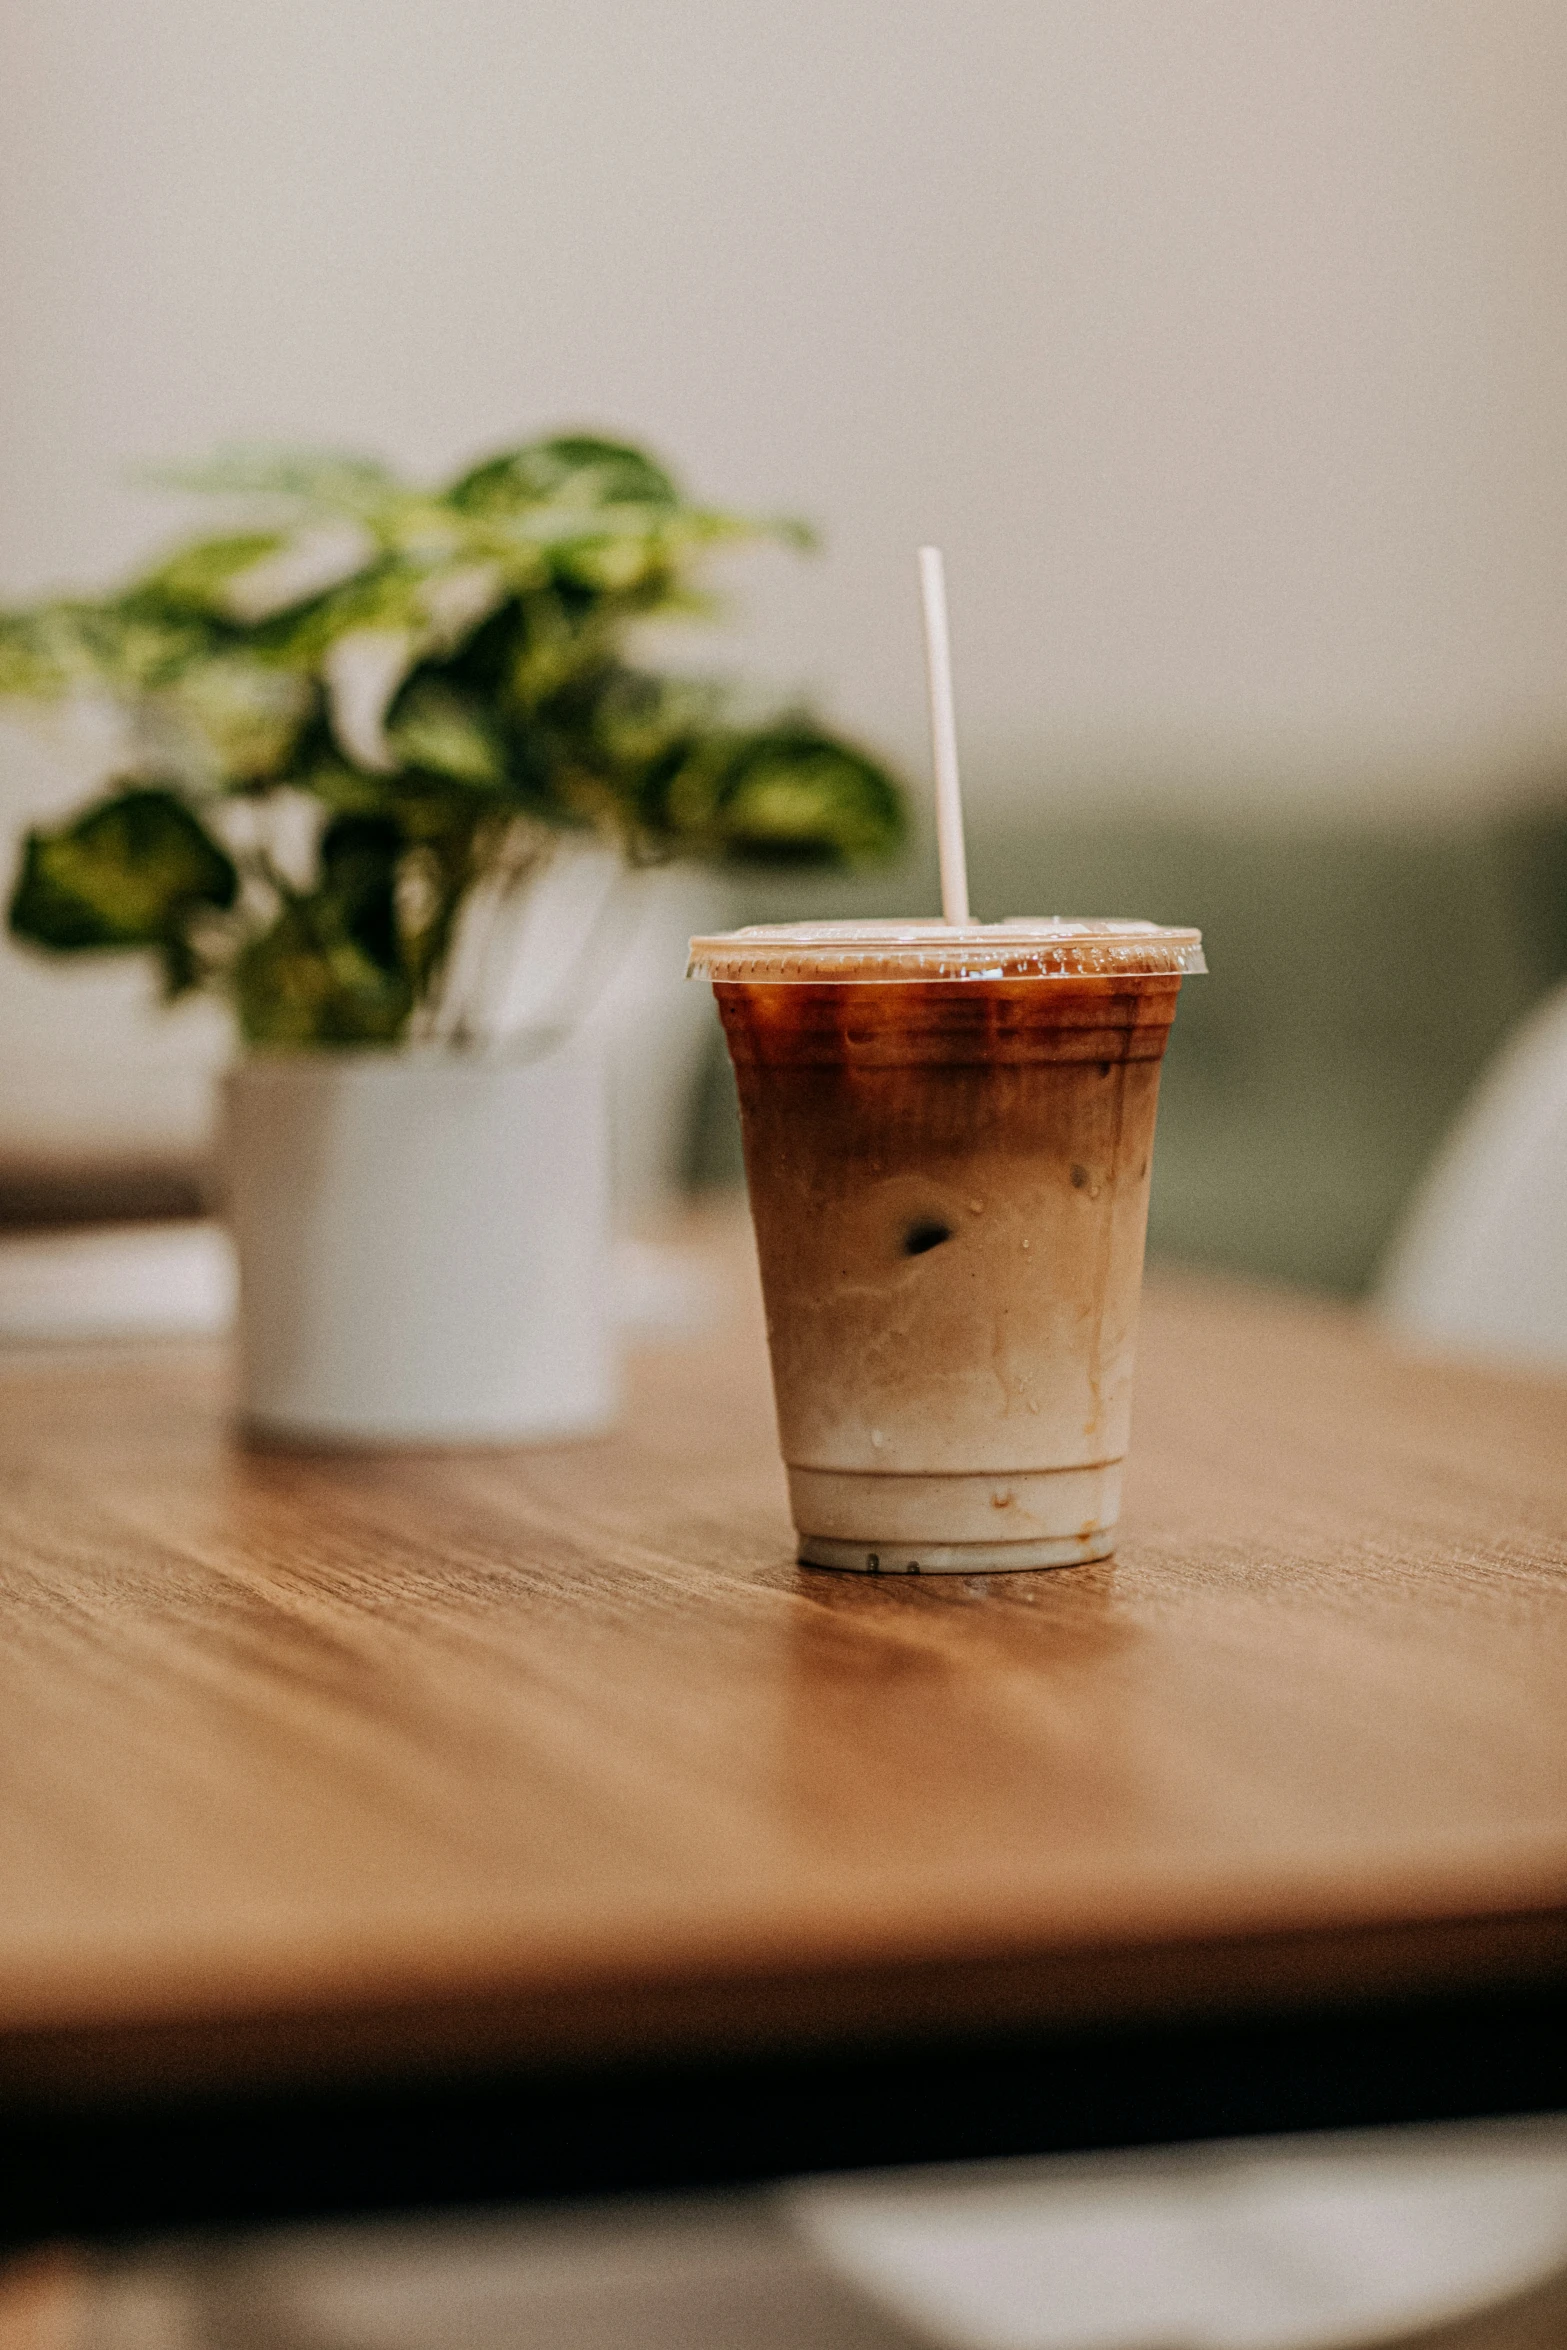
7;2113;1565;2350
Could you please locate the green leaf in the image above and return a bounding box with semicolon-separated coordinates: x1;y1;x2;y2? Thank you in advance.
232;850;414;1045
317;811;404;972
233;904;413;1047
292;751;395;815
8;787;238;952
0;599;211;698
158;655;315;782
157;927;205;1000
447;435;680;515
0;608;74;698
233;807;420;1043
709;727;906;866
547;533;673;597
388;775;490;846
501;588;608;707
134;534;284;617
386;676;506;786
261;558;507;715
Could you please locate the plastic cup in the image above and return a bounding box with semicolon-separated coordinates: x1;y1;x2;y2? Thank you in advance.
687;919;1205;1573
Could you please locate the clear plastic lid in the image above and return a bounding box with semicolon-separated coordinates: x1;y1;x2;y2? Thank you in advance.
687;917;1206;984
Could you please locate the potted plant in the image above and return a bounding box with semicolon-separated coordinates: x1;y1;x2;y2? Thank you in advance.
0;434;905;1441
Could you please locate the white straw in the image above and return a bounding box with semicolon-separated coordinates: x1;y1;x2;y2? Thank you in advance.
918;545;971;925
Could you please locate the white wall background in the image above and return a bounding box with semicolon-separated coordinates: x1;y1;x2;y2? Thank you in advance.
3;0;1567;1161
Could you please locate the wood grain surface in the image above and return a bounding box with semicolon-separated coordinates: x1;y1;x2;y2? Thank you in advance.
0;1209;1563;2104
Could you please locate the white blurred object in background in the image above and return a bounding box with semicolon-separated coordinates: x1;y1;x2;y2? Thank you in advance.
790;2118;1567;2350
0;1219;233;1344
1377;980;1567;1372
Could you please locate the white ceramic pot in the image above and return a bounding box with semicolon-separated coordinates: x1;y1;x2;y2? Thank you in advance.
223;1037;616;1444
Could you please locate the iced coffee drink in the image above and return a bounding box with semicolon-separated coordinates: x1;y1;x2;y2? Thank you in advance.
688;919;1205;1572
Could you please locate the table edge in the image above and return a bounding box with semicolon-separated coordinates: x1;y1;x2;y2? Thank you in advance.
5;1902;1563;2109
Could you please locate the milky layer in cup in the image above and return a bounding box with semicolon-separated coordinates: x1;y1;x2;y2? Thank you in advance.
690;920;1203;1524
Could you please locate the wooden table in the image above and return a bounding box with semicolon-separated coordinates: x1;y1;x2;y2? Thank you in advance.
2;1211;1564;2241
